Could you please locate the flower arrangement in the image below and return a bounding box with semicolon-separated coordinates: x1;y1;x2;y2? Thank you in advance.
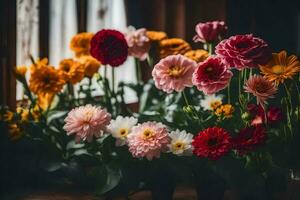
1;21;300;199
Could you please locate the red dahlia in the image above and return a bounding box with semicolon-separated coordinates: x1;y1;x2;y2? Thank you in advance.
233;125;266;156
90;29;128;67
192;127;232;160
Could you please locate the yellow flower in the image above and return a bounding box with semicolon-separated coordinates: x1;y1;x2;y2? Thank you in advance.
37;93;55;111
78;56;101;77
146;31;167;42
15;66;27;77
184;49;209;63
70;32;94;57
8;123;23;140
159;38;191;58
59;58;85;84
215;104;234;119
29;65;65;95
30;105;41;122
3;111;14;122
259;51;300;86
18;108;30;123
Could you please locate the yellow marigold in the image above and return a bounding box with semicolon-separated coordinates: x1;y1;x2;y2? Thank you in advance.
29;65;65;95
159;38;191;58
15;66;27;77
78;56;101;77
70;32;94;57
30;105;41;122
37;93;55;111
211;101;222;110
8;123;23;140
17;107;30;123
3;111;14;122
146;31;167;42
59;58;85;84
215;104;234;119
259;50;300;86
184;49;209;63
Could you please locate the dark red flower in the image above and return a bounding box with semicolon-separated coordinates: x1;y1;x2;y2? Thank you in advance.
267;107;283;123
193;21;228;43
233;125;266;156
215;34;271;70
247;104;265;125
90;29;128;67
192;127;232;160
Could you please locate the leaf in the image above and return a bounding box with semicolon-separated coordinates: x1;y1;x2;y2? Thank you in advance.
47;110;68;124
96;165;122;195
44;162;63;172
66;140;85;150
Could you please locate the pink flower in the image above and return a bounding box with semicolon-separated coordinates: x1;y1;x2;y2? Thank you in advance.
152;54;197;93
127;121;170;160
192;56;233;95
125;27;151;61
244;75;277;107
63;104;111;142
193;21;227;43
215;34;271;70
267;107;283;123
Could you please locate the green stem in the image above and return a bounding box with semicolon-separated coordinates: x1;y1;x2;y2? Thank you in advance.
238;71;242;96
227;81;231;104
135;58;142;83
292;80;300;122
111;67;115;94
104;65;107;80
182;90;190;106
207;43;213;55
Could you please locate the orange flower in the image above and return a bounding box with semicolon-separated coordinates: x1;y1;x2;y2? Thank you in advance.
14;66;27;77
215;104;234;119
184;49;209;63
70;32;94;57
159;38;191;58
59;58;85;84
259;50;300;85
146;31;167;42
8;123;23;140
78;56;101;77
38;93;55;111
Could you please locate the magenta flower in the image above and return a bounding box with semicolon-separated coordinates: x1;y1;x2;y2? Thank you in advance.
215;34;271;70
127;122;170;160
63;104;111;143
244;75;277;107
192;56;233;95
152;54;197;93
125;26;151;61
193;21;227;43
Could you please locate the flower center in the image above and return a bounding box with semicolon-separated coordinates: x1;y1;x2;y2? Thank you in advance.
208;138;218;146
43;76;51;84
271;65;284;74
119;128;128;137
255;82;267;93
168;65;183;78
143;129;154;138
173;142;185;150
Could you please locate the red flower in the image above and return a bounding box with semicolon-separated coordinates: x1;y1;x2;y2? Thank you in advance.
247;104;283;125
90;29;128;67
267;107;283;123
193;21;228;43
192;127;232;160
192;56;233;95
233;125;266;156
215;34;271;70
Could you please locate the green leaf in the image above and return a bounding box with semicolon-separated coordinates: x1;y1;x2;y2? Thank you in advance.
96;165;122;195
47;110;68;124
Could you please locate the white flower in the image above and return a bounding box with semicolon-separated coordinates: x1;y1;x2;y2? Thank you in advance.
107;116;138;146
168;129;194;156
200;94;223;111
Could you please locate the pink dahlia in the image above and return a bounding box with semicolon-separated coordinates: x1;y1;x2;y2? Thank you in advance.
215;34;271;70
63;104;111;142
127;121;170;160
193;21;227;43
152;54;197;93
244;75;277;107
125;27;151;61
192;56;233;95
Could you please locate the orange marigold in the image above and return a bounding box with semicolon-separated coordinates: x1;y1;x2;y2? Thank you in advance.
70;32;94;57
146;31;167;42
59;58;85;84
159;38;191;58
78;56;101;78
184;49;209;63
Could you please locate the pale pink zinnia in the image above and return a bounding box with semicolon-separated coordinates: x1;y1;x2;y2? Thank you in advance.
152;54;197;93
127;121;170;160
192;56;233;95
244;75;277;107
125;26;151;61
63;104;111;142
193;21;227;43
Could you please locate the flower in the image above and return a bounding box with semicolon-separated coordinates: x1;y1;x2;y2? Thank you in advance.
152;54;197;93
192;127;232;160
159;38;191;58
259;51;300;86
37;93;55;111
125;26;151;61
168;129;193;156
70;32;94;57
146;31;167;42
192;56;233;95
267;107;283;123
14;66;27;78
127;121;170;160
215;104;234;119
78;56;101;77
244;75;277;106
90;29;128;67
3;111;14;122
184;49;209;63
29;65;65;95
233;125;266;156
59;59;85;84
63;105;111;142
247;104;265;125
215;34;271;70
8;123;23;140
30;105;41;122
107;116;138;146
193;21;227;43
200;94;223;111
17;107;30;123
